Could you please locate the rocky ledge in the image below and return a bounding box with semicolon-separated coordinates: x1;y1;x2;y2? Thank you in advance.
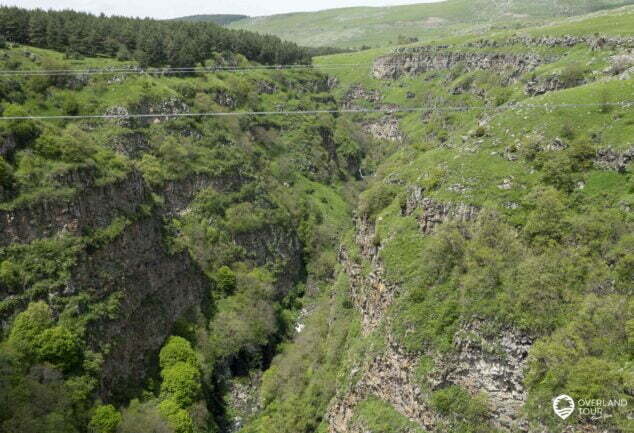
373;49;544;80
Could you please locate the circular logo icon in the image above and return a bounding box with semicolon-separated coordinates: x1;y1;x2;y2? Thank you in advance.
553;394;575;420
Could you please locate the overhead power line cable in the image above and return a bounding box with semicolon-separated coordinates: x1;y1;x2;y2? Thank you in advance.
0;102;631;121
0;63;373;77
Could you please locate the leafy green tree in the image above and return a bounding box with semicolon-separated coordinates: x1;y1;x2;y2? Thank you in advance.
159;337;197;370
523;187;567;247
0;364;79;433
0;157;13;194
88;405;121;433
166;28;198;69
160;362;201;407
429;387;492;433
0;6;311;66
28;12;48;46
8;301;53;360
36;326;83;372
568;140;595;171
158;400;194;433
117;400;173;433
214;266;236;294
541;152;576;192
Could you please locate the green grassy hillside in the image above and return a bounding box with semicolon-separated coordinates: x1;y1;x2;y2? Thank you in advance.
229;0;634;48
174;14;249;25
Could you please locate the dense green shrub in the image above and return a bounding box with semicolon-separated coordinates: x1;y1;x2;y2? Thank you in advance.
88;405;121;433
160;361;202;407
0;363;79;433
0;237;81;293
209;291;277;361
159;337;198;371
2;104;40;145
430;386;491;432
525;295;632;428
36;326;83;372
559;62;587;86
568;140;595;171
540;152;576;192
358;182;398;220
0;156;14;195
353;397;425;433
214;266;237;294
8;301;53;360
224;202;267;233
158;400;194;433
523;187;568;247
118;400;173;433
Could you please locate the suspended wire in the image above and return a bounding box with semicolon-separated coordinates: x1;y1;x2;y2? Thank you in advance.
0;102;631;121
0;63;374;77
0;59;549;76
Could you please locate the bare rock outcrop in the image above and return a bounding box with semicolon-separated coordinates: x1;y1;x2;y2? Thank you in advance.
327;337;434;432
0;169;150;247
373;48;543;80
402;186;479;234
106;97;189;127
525;75;584;96
362;117;404;142
440;321;532;430
594;147;634;172
342;85;382;109
467;35;634;50
339;216;399;335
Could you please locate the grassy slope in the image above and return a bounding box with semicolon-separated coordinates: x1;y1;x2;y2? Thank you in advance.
172;14;248;25
229;0;634;48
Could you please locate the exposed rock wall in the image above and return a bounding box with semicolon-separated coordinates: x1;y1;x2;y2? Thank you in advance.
362;117;405;142
466;35;634;50
0;169;150;247
327;189;530;432
402;186;479;234
71;217;209;401
105;97;189;127
342;85;382;109
373;49;543;80
0;159;304;400
441;322;531;430
234;224;303;294
595;147;634;172
338;217;399;335
525;75;582;96
328;336;434;432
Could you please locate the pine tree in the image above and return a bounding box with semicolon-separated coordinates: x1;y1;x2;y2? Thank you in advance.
28;12;49;47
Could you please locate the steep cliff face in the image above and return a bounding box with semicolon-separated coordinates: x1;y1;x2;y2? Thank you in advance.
0;169;149;247
373;48;544;80
0;169;212;398
402;186;480;235
327;200;532;433
73;217;209;400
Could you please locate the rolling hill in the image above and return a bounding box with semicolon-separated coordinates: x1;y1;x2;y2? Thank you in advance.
227;0;634;48
174;14;248;25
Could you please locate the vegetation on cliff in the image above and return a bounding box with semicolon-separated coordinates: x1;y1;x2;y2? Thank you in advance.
0;3;633;433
